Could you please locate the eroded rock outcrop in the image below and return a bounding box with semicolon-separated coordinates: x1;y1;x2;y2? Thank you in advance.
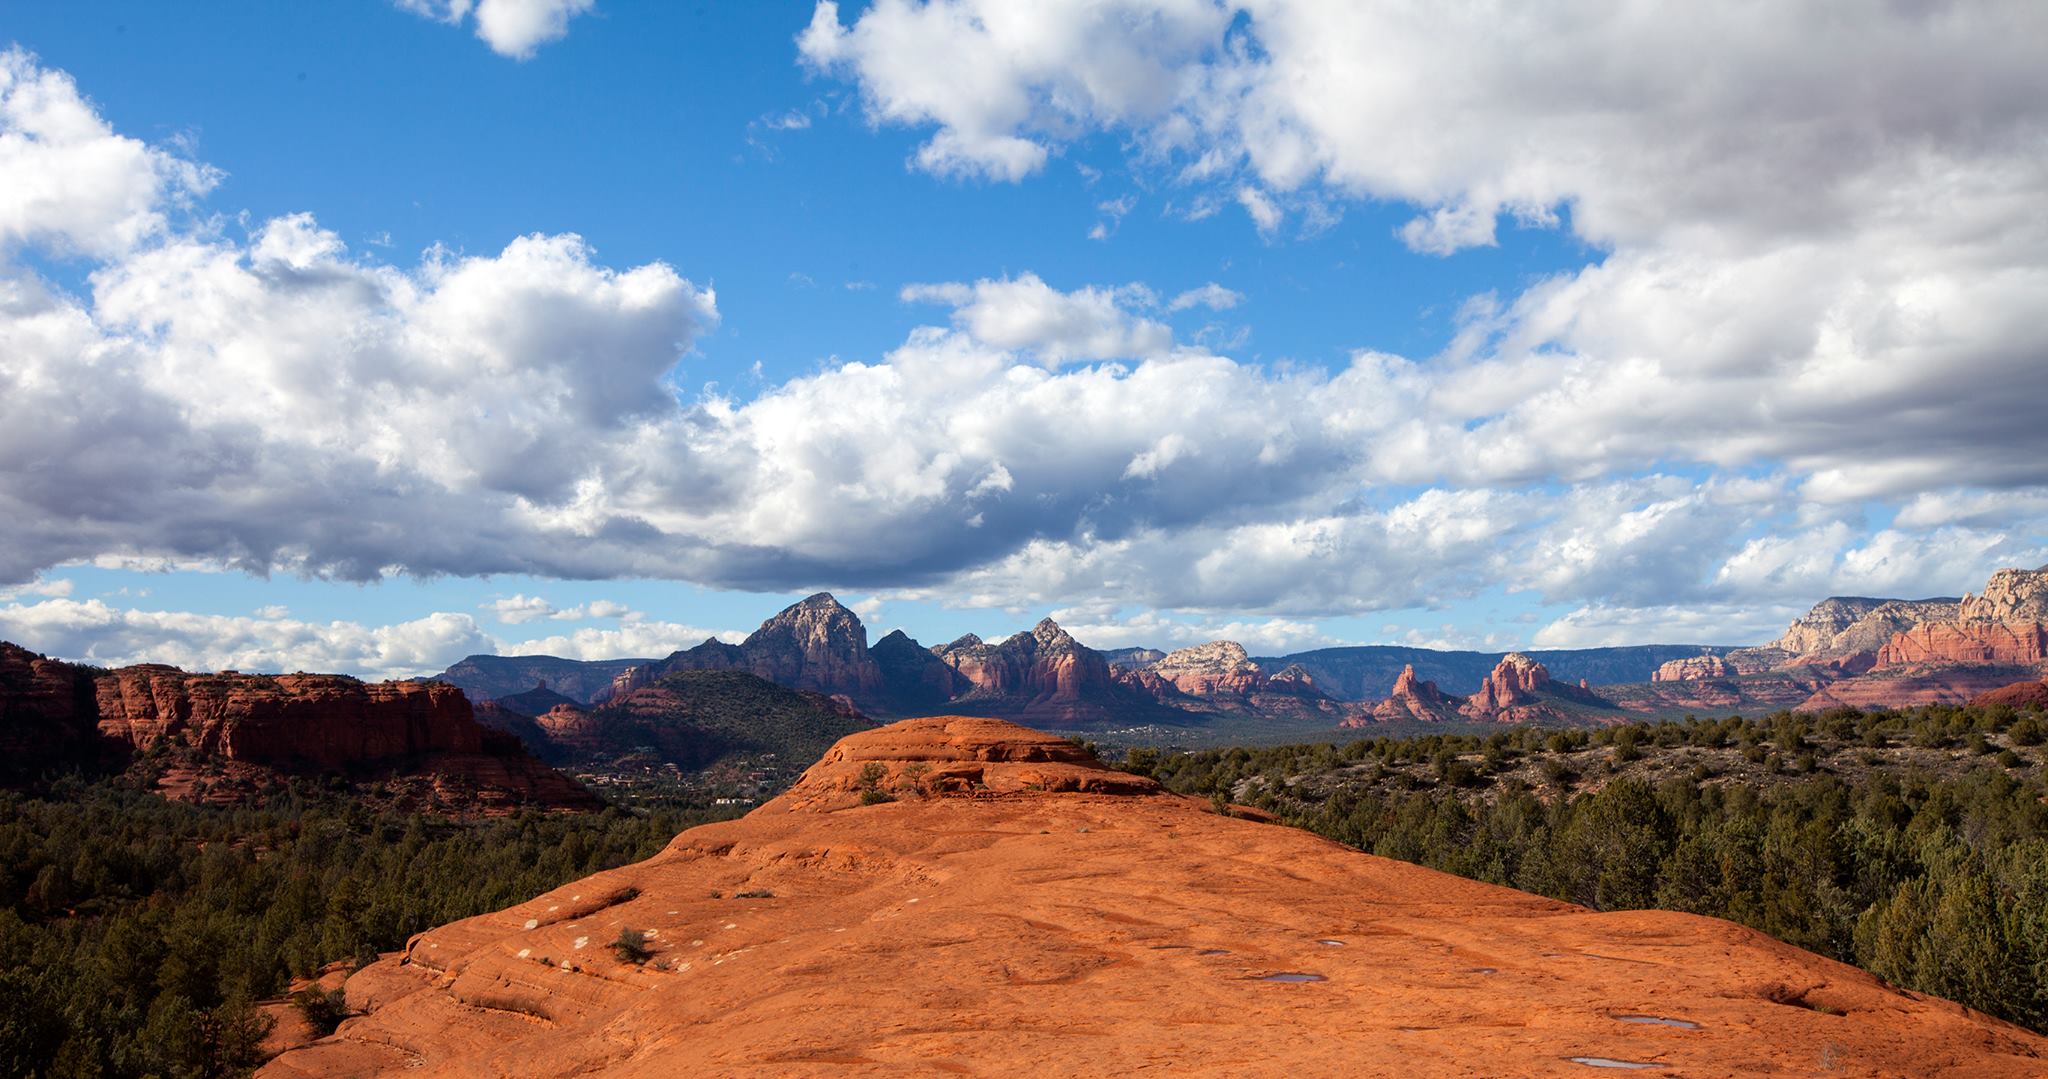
1972;678;2048;710
0;642;595;812
1343;665;1460;726
265;717;2048;1079
1461;653;1613;723
1651;647;1790;682
931;619;1151;726
1772;596;1960;658
0;642;121;783
1148;641;1267;696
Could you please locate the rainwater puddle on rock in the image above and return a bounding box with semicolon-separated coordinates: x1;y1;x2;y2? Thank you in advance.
1259;972;1327;983
1467;967;1498;975
1197;948;1230;956
1315;939;1345;947
1567;1058;1659;1070
1614;1015;1700;1030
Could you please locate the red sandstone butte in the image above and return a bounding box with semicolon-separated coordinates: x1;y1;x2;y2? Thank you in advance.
265;717;2045;1079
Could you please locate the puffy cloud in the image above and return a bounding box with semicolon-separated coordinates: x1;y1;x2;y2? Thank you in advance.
1044;604;1342;654
1167;282;1239;312
0;48;216;257
901;272;1169;364
502;618;742;661
398;0;595;59
484;595;556;624
1533;603;1807;651
803;2;2048;499
3;46;2046;650
0;598;494;679
798;0;1232;181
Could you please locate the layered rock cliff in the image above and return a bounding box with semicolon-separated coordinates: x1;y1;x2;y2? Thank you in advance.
265;717;2048;1079
0;642;121;783
931;619;1149;726
1147;641;1268;696
1873;567;2048;671
1771;597;1961;658
0;641;596;812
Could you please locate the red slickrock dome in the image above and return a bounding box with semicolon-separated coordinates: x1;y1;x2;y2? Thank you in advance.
265;717;2046;1078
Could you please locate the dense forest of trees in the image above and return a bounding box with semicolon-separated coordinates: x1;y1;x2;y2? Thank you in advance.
1123;702;2048;1033
0;783;734;1078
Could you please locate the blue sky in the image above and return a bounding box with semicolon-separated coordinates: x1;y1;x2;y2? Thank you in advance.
2;2;2044;677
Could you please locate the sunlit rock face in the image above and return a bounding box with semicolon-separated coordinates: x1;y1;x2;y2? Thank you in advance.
263;717;2048;1079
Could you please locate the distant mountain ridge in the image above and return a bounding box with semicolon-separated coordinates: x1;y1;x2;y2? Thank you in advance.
422;564;2048;732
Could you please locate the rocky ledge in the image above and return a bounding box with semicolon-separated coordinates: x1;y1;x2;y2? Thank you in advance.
265;717;2045;1078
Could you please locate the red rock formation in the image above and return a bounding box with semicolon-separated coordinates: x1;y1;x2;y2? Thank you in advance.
1798;665;2043;712
1877;622;2048;668
1971;679;2048;709
1772;596;1959;659
1148;641;1268;696
1651;647;1790;682
265;717;2048;1079
0;642;121;782
1461;653;1613;723
0;642;595;811
94;666;492;768
1343;664;1459;725
932;620;1142;725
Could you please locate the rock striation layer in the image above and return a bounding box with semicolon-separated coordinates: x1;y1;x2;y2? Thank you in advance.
1771;597;1961;659
266;717;2047;1079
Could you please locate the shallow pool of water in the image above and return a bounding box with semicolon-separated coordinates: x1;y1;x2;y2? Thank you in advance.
1567;1058;1659;1070
1259;972;1327;983
1614;1015;1700;1030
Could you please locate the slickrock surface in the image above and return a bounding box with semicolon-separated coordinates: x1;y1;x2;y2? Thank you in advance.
266;717;2044;1079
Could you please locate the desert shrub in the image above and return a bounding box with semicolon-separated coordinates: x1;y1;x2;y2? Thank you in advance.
610;927;652;964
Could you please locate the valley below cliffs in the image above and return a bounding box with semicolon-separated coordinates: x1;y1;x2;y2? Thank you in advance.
265;717;2046;1078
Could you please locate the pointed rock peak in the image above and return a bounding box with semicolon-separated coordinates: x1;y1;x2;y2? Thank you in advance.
875;628;916;646
1032;618;1078;648
940;632;984;653
798;591;848;610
